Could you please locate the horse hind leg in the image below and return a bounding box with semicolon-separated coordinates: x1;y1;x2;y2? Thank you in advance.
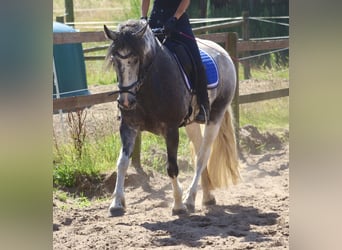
183;122;222;212
202;107;241;206
201;168;216;206
185;123;216;206
109;124;137;217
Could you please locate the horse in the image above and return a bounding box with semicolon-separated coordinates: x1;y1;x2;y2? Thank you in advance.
104;19;240;216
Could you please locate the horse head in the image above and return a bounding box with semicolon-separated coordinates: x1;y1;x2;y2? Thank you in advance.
104;20;155;110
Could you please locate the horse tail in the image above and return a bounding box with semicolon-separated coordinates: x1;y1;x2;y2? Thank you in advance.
207;106;241;189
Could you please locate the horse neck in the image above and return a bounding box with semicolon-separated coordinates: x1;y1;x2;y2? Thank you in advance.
139;35;163;84
141;33;160;67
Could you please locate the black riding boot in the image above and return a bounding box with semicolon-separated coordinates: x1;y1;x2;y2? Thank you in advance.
194;65;210;124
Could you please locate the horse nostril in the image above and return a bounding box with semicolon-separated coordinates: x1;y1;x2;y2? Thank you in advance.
117;96;127;108
117;94;136;110
117;97;123;106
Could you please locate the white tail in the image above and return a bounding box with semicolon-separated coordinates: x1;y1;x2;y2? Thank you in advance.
206;106;241;189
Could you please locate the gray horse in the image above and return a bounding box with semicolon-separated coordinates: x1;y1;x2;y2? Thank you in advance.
104;19;240;216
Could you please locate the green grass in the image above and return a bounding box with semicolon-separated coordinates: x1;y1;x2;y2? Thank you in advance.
53;133;121;187
238;53;289;81
239;65;289;134
81;41;117;86
140;128;192;174
53;127;192;187
55;189;69;202
53;0;139;29
75;195;92;208
54;189;93;209
239;97;289;133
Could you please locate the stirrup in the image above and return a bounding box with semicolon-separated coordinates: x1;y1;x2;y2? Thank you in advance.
195;105;209;124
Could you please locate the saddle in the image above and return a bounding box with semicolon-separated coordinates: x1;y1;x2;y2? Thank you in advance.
168;41;219;91
162;40;219;126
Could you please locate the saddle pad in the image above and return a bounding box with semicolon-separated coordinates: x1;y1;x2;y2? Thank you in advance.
200;49;219;89
181;49;219;91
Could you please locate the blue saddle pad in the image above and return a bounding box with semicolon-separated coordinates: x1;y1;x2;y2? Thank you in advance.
200;49;219;89
181;49;219;90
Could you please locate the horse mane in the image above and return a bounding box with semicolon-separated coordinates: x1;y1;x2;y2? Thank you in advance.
105;20;147;67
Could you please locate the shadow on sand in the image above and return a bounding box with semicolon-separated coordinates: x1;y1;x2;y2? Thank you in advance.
141;204;279;248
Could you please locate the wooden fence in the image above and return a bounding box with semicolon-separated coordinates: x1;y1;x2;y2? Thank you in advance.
53;30;289;124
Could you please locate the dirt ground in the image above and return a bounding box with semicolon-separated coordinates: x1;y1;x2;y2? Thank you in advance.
53;79;289;249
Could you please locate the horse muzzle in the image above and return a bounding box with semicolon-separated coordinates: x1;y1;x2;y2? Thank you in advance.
117;93;137;110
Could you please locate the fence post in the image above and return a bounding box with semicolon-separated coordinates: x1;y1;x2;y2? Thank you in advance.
64;0;74;27
242;11;251;79
226;32;240;142
131;131;142;168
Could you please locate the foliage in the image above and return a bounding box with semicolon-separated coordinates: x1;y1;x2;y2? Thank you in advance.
83;42;117;86
239;66;289;134
140;128;192;174
67;109;87;159
240;97;289;134
53;133;121;188
127;0;141;19
188;0;289;67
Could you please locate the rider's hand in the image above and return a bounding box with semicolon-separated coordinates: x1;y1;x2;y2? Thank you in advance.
164;16;177;35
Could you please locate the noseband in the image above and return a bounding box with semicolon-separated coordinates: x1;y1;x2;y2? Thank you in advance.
109;45;159;98
108;52;142;97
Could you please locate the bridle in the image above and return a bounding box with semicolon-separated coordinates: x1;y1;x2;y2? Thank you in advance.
108;36;160;98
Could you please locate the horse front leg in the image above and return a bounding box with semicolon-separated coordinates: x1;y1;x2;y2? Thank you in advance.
184;123;221;212
165;128;187;215
109;122;137;217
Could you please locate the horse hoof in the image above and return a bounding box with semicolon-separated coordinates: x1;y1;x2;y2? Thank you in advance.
185;203;195;213
203;198;216;206
108;207;125;217
172;208;188;216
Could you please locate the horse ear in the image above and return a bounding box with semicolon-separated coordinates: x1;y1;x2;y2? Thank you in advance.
133;22;148;39
104;25;118;41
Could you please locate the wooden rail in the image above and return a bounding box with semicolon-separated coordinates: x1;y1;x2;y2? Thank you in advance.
53;31;289;125
193;20;243;34
238;38;289;52
53;31;106;44
239;88;289;104
53;91;118;112
77;32;288;61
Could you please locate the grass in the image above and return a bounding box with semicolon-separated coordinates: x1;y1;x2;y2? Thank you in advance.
239;97;289;133
54;189;94;209
83;42;117;86
239;64;289;134
140;127;192;174
53;125;192;188
53;0;139;29
53;133;121;187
